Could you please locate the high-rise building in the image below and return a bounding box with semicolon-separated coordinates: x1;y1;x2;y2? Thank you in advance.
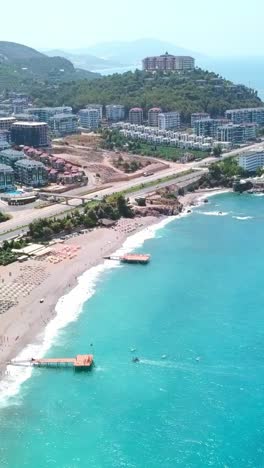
79;109;100;129
0;149;25;167
49;114;78;136
225;108;264;125
193;118;228;138
0;164;15;191
14;159;48;187
238;151;264;172
158;112;181;130
143;53;195;72
11;122;48;147
106;105;125;121
86;104;103;120
26;107;72;123
148;108;162;127
0;117;16;131
129;108;144;125
191;113;210;127
217;124;256;144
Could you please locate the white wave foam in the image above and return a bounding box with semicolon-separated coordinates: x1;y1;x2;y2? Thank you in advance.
0;215;181;407
253;193;264;197
196;189;231;204
197;211;229;217
232;216;253;221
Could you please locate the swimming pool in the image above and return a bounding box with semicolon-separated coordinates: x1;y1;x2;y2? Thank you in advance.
5;189;24;196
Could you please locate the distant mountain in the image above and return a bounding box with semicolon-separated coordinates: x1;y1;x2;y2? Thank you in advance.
85;38;202;66
45;49;123;71
0;41;100;91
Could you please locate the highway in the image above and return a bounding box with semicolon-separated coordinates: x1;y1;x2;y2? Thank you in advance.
0;138;262;241
0;168;206;241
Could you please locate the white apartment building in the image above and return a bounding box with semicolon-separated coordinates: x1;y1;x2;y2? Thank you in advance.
238;152;264;172
79;109;100;130
106;105;125;121
86;104;103;120
191;113;210;127
158;112;180;130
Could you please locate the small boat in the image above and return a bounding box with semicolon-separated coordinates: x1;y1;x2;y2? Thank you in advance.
196;356;201;362
130;348;137;353
40;298;44;304
161;355;167;359
132;357;140;363
218;211;223;215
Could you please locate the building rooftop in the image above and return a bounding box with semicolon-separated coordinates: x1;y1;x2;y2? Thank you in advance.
0;163;14;172
15;159;46;168
226;107;264;113
0;117;16;122
51;113;77;120
12;121;48;127
0;149;24;160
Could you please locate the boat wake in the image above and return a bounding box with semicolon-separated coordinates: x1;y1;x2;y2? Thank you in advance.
196;211;229;217
232;216;253;221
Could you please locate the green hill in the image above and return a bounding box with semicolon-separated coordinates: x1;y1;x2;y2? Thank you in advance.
0;41;100;91
29;68;263;122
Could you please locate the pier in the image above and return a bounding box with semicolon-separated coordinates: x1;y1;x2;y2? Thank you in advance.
104;253;151;264
10;354;94;371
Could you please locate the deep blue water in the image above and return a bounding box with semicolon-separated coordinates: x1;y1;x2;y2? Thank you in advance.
1;193;264;467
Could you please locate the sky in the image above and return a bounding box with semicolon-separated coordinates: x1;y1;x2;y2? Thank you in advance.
1;0;263;56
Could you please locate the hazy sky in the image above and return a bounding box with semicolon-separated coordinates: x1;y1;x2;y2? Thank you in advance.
2;0;263;56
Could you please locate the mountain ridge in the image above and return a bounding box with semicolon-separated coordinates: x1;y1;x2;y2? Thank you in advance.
0;41;100;90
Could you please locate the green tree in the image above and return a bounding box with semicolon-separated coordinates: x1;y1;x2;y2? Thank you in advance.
213;144;223;158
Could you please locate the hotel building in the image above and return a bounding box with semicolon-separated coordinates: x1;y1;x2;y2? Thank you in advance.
11;122;48;147
14;159;48;187
225;108;264;125
191;113;210;127
238;151;264;172
143;53;195;72
106;105;125;121
158;112;180;130
0;164;15;191
86;104;103;120
129;108;144;125
78;109;100;129
0;149;25;168
148;108;162;127
49;114;78;136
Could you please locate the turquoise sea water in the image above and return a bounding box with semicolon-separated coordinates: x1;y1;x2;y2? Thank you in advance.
1;193;264;467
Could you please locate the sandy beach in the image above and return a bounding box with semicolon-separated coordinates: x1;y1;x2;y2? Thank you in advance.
0;188;229;378
0;216;161;374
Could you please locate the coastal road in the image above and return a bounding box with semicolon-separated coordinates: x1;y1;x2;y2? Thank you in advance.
3;138;263;241
0;168;206;242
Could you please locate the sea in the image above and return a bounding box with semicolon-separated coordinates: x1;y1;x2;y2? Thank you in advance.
1;192;264;467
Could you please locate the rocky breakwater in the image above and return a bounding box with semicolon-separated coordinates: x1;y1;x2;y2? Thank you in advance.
133;186;183;218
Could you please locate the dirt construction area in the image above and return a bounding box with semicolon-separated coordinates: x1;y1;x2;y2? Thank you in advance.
52;133;171;185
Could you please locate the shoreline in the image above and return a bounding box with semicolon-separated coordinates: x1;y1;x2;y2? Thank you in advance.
0;188;230;404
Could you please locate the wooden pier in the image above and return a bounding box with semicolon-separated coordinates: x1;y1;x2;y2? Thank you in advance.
10;354;94;371
104;253;151;264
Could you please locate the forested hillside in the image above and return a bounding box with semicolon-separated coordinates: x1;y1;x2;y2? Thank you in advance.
29;68;262;122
